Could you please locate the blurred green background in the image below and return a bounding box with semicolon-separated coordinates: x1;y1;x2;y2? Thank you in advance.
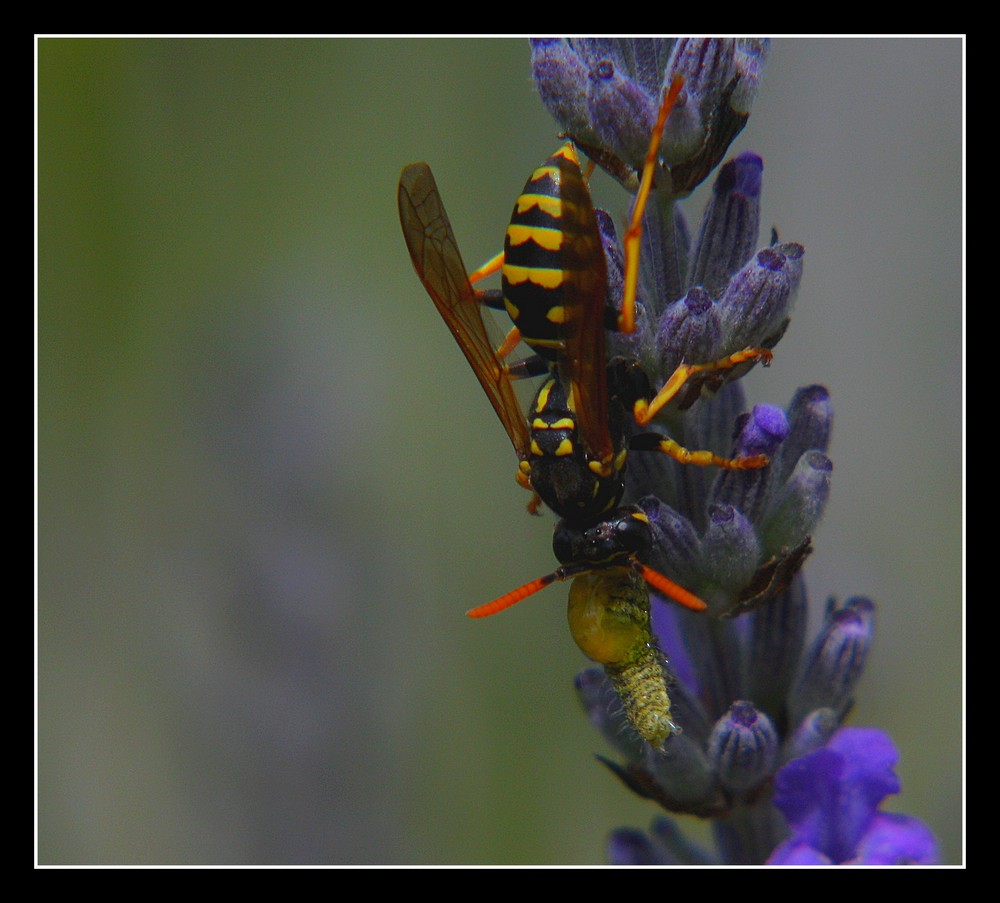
38;38;963;865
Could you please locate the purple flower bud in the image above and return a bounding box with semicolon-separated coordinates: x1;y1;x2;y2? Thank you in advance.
607;827;670;865
609;817;717;865
761;450;833;553
790;598;876;726
719;245;802;352
662;39;737;165
595;208;625;311
530;39;593;140
587;57;658;176
731;39;770;114
689;152;764;299
530;39;766;194
647;729;721;810
708;701;779;796
702;504;762;594
711;404;788;522
663;39;768;194
775;240;804;294
655;287;725;378
639;496;704;589
736;403;789;459
776;385;833;481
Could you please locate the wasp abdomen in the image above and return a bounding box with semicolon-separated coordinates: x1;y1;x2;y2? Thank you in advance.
502;144;601;361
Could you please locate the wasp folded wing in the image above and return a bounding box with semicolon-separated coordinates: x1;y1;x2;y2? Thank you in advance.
398;163;530;458
546;147;614;468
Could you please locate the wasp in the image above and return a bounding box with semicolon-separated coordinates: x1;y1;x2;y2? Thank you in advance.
398;79;771;744
399;158;696;746
397;154;705;611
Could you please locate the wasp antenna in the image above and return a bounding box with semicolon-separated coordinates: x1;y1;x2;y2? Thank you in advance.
638;563;707;612
466;573;559;618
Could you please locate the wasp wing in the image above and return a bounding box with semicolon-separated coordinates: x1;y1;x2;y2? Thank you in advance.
549;148;614;466
398;163;530;459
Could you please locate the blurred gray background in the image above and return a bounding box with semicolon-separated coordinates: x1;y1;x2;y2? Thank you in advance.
38;38;963;865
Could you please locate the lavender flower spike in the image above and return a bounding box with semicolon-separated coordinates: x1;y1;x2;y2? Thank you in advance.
520;37;939;864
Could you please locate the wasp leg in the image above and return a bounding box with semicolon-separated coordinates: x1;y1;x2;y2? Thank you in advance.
633;346;774;426
469;251;504;285
618;76;685;335
495;325;523;360
505;355;549;380
473;286;524;363
476;287;504;309
515;463;543;515
629;429;768;470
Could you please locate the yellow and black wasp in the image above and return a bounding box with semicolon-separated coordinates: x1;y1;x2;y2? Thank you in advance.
399;156;695;747
398;79;771;745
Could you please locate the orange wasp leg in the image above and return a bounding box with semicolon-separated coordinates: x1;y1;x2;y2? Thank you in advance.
629;347;774;470
635;347;774;426
618;75;686;335
467;251;526;361
468;251;504;285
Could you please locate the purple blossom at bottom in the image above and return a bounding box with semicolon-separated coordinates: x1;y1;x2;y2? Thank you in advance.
767;727;938;865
